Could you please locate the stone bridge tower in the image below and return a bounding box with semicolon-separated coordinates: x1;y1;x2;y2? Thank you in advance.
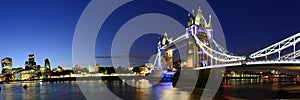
186;7;213;68
157;7;213;70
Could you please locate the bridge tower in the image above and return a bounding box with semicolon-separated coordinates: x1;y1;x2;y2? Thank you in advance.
156;7;214;70
157;32;173;70
186;7;213;68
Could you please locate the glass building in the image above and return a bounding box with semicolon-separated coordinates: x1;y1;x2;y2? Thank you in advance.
45;58;51;72
25;54;36;70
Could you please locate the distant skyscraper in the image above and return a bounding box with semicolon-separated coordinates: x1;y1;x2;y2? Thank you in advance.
44;58;51;72
25;61;29;69
36;65;41;71
29;54;34;62
1;57;12;74
25;54;36;70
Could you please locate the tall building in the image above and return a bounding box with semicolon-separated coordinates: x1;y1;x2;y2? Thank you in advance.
1;57;12;74
36;65;41;70
157;7;213;69
158;33;173;70
44;58;51;72
25;54;36;70
186;7;213;67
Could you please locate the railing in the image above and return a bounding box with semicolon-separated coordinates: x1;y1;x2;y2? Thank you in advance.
246;60;300;65
194;62;242;70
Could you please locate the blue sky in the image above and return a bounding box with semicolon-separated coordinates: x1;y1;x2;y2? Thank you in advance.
1;0;300;69
0;0;89;68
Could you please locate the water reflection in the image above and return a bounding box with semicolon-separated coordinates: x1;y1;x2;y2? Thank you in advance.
219;78;300;99
102;79;183;100
0;78;300;99
0;81;85;100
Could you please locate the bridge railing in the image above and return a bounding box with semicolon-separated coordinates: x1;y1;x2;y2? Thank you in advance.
246;59;300;65
194;62;242;70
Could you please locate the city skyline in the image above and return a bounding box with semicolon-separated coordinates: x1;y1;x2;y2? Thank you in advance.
1;0;300;69
0;0;89;68
0;1;300;100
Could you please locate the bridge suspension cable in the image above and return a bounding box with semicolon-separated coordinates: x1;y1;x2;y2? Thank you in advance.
211;39;234;55
192;33;243;62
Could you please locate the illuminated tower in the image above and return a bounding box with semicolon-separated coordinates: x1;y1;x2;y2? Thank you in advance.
44;58;51;72
158;32;173;70
186;7;213;67
156;7;213;69
25;54;36;70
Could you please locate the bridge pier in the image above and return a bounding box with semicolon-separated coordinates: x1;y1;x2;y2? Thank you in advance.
196;69;211;88
172;68;215;88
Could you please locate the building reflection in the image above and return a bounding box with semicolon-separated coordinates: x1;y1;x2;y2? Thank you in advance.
0;81;85;100
100;78;191;100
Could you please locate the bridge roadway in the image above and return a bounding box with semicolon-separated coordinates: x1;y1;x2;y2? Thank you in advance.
194;60;300;70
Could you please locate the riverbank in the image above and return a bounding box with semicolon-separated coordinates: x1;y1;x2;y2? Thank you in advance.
1;75;298;85
0;75;174;84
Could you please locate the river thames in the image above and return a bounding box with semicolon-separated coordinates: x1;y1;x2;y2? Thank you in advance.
0;77;300;100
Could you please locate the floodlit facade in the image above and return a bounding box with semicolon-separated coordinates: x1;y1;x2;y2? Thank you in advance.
1;57;13;74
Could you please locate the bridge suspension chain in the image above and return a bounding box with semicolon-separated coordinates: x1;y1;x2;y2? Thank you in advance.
211;39;234;55
192;34;243;62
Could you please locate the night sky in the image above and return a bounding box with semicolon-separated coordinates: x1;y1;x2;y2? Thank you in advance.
0;0;300;69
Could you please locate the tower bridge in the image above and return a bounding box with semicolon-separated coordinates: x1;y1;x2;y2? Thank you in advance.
152;7;300;71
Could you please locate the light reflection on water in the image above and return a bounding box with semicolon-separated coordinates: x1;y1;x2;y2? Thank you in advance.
0;81;85;100
219;78;300;99
101;79;191;100
0;78;300;100
0;80;192;100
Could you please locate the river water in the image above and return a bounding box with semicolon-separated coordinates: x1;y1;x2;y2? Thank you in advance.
0;78;300;100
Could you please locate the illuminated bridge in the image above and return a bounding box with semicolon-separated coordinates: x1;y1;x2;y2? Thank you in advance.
151;7;300;71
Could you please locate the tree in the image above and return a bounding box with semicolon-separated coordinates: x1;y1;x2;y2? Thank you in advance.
98;67;106;73
106;67;116;75
116;66;125;74
132;67;141;74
